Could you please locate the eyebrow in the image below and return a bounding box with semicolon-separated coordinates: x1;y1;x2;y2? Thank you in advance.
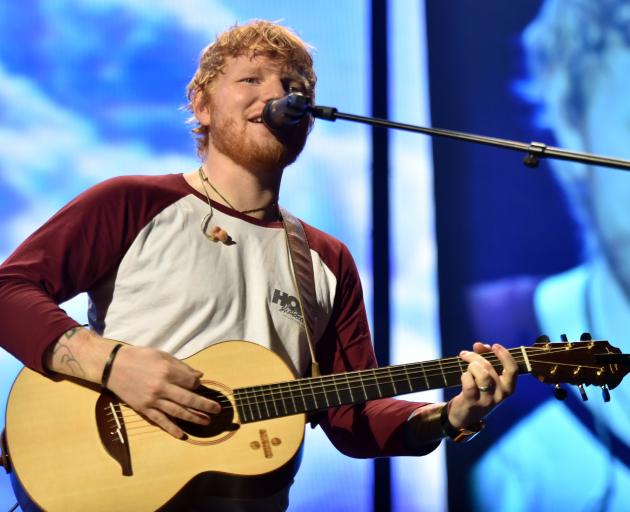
236;65;306;84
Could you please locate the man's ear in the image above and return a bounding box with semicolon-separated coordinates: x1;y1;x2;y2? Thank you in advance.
192;90;211;126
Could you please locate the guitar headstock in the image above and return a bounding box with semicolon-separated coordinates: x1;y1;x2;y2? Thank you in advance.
528;336;630;392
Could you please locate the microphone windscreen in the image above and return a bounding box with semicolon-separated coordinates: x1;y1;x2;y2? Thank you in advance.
262;93;311;129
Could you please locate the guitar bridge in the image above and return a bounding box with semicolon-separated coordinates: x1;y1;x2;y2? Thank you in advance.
95;392;133;476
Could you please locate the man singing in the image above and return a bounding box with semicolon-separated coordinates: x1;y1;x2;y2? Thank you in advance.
0;21;516;510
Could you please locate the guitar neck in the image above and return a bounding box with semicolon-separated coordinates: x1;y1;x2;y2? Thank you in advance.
234;347;532;423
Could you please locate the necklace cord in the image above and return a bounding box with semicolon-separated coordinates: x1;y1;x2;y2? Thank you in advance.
198;166;277;216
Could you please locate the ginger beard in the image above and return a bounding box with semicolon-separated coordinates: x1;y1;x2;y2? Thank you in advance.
207;95;310;174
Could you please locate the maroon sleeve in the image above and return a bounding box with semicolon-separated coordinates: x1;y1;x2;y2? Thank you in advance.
311;235;439;458
0;175;185;372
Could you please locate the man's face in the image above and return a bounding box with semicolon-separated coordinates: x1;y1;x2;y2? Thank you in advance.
583;45;630;291
202;54;310;174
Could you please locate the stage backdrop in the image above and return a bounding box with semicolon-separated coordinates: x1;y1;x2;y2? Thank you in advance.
0;1;441;511
428;0;630;510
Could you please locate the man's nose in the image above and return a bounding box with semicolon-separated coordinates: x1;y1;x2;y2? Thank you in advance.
259;78;286;102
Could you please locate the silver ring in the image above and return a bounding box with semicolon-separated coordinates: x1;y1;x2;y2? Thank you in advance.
478;385;492;393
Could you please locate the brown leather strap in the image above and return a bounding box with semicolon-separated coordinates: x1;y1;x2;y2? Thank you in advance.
280;206;320;377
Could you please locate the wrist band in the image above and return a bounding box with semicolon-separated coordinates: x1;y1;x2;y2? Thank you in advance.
440;400;485;443
101;344;123;389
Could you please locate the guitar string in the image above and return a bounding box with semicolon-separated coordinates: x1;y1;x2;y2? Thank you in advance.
107;405;221;437
104;346;608;431
108;352;610;441
232;344;600;391
178;345;601;410
214;359;601;415
106;396;234;426
101;344;605;427
103;347;568;424
230;345;605;404
109;379;611;438
105;363;604;430
104;346;606;419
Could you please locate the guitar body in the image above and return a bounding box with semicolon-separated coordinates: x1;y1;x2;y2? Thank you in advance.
5;335;628;510
5;341;306;511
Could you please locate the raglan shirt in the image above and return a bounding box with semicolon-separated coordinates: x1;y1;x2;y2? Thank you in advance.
0;174;436;460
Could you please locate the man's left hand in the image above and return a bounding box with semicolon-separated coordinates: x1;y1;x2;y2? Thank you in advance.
446;342;518;430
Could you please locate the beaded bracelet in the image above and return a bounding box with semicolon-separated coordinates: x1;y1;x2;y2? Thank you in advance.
101;343;123;389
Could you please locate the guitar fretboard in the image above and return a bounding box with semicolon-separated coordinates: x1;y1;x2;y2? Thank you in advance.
234;348;531;423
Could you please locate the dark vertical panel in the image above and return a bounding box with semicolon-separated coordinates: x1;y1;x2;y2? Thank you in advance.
371;0;390;511
425;1;577;511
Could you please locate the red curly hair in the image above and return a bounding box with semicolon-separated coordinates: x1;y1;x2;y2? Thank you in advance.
186;20;316;157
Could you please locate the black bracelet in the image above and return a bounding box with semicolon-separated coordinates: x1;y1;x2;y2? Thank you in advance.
101;344;123;389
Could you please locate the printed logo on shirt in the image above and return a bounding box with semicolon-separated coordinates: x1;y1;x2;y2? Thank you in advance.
271;288;303;323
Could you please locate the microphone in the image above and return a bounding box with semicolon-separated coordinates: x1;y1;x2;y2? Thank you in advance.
262;92;312;130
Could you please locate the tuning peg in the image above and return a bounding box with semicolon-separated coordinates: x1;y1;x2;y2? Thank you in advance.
536;335;550;344
580;332;593;341
602;385;611;402
561;333;568;342
578;384;588;401
554;384;568;401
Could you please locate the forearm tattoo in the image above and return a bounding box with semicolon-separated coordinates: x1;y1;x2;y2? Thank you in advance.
53;327;86;377
63;326;81;340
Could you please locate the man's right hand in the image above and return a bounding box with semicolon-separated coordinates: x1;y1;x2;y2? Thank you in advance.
45;327;221;439
106;344;221;438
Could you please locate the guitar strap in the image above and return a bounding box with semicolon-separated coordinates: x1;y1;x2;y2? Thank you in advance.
0;428;9;473
279;206;321;378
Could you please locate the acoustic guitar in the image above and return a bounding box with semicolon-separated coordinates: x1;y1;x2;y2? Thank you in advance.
2;335;628;511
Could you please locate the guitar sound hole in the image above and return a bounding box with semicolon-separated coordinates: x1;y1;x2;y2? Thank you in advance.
175;385;239;438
